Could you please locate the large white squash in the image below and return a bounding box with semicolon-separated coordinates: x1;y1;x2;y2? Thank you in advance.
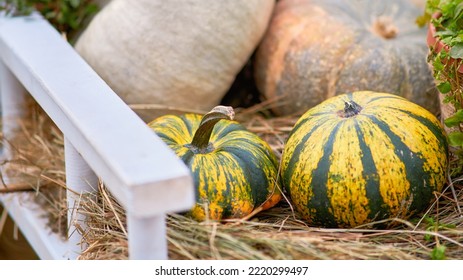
75;0;275;119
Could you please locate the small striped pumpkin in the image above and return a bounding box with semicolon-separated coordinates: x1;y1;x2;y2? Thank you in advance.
281;91;448;228
149;106;281;221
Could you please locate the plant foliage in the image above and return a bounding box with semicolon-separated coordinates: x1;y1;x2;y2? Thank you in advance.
0;0;99;42
422;0;463;165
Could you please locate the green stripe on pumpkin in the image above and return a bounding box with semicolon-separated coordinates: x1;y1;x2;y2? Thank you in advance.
309;123;342;227
189;152;254;219
180;114;201;137
149;114;198;145
219;132;278;206
354;121;386;221
364;99;448;190
282;116;341;224
322;118;372;227
365;114;431;215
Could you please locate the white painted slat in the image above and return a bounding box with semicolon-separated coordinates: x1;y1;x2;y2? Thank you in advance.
64;137;99;258
127;214;168;260
0;13;194;217
0;58;71;260
0;192;71;260
0;60;27;162
0;13;195;259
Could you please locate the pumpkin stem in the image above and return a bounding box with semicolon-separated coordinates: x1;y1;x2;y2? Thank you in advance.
189;105;235;152
371;16;398;39
338;100;363;118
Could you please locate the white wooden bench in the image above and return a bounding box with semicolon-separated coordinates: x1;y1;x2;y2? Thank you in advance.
0;12;194;259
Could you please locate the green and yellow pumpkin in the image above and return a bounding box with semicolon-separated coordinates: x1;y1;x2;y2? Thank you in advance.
149;106;282;221
281;91;448;228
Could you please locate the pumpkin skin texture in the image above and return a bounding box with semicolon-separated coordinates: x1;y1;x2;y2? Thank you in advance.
255;0;440;116
75;0;275;121
281;91;448;228
149;106;282;221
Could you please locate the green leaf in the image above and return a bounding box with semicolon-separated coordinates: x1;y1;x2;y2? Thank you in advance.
431;245;446;260
69;0;81;9
436;30;456;37
416;13;431;27
433;55;445;72
455;2;463;20
448;131;463;147
449;42;463;58
85;3;99;14
444;109;463;127
437;82;452;93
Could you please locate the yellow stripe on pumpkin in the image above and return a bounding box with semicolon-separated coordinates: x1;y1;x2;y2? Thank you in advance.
148;114;199;145
189;152;254;220
284;115;340;220
356;116;410;217
364;103;447;191
327;118;370;227
214;129;282;209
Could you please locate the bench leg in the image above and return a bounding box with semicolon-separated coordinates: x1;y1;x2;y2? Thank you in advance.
127;213;168;260
64;138;98;259
0;61;28;165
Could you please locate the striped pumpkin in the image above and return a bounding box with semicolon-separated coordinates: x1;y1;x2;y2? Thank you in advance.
281;91;448;228
149;106;281;221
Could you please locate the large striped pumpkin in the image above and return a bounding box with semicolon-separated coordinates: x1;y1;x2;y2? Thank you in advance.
281;91;448;228
149;106;281;221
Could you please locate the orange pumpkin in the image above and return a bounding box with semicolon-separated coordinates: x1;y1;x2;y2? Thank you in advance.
254;0;439;116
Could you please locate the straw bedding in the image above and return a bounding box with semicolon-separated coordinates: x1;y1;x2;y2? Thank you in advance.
1;99;462;260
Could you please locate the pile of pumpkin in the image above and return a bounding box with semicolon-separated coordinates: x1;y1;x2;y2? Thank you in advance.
76;0;449;228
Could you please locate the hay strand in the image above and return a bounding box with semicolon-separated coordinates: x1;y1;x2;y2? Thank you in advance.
2;99;463;260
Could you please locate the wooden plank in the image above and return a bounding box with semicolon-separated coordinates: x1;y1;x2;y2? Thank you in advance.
0;192;71;260
0;13;195;217
64;138;99;257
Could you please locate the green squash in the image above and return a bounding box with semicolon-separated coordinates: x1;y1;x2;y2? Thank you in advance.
149;106;281;221
281;91;448;228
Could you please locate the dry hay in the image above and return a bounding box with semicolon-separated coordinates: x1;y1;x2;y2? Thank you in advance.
0;99;67;236
1;99;463;260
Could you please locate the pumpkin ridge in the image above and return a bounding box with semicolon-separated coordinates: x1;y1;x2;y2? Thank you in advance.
316;0;361;26
211;122;244;142
308;122;342;227
367;102;448;175
353;121;387;221
365;114;433;214
400;49;433;107
326;119;371;227
191;153;252;219
328;32;370;98
179;150;195;170
286;110;336;140
148;115;191;144
360;92;406;104
282;115;334;192
389;107;448;191
218;153;254;218
180;114;200;138
220;145;272;206
391;107;449;157
391;46;413;101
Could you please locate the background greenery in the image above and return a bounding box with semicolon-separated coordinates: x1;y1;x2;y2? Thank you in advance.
0;0;100;43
